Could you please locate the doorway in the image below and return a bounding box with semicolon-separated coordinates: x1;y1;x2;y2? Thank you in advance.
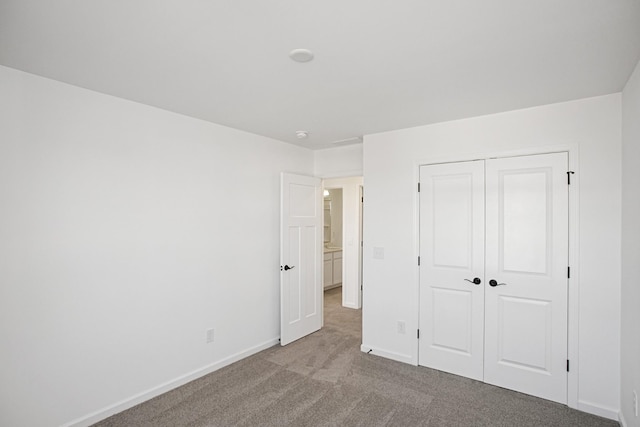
323;188;343;291
280;174;363;347
418;152;569;404
322;177;364;310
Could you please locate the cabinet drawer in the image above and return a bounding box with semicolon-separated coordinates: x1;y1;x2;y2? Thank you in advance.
323;253;332;261
333;251;342;260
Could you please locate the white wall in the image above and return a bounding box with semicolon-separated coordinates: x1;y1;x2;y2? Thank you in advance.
314;144;363;178
362;94;622;418
323;177;364;309
621;59;640;427
0;66;314;427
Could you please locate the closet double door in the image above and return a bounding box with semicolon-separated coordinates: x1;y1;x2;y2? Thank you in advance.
418;152;568;404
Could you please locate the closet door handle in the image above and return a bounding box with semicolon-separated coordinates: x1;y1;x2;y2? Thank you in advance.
464;277;482;285
489;279;506;287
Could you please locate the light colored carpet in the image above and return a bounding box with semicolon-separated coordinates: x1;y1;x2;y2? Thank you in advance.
94;287;617;426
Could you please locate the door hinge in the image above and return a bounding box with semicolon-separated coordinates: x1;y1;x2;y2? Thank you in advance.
417;329;420;339
566;359;570;372
418;182;421;192
418;256;421;266
567;171;575;185
567;266;570;279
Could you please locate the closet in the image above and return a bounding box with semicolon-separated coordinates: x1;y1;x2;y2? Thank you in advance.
418;152;569;404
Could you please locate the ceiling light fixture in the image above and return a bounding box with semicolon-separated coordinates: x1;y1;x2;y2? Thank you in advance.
289;49;314;63
296;130;309;139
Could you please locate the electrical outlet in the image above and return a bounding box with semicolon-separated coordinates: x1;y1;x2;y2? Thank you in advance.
397;321;406;334
206;328;215;344
633;390;638;417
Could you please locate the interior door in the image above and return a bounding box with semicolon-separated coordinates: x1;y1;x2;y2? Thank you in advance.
418;160;485;381
418;152;569;404
280;173;323;346
484;153;568;403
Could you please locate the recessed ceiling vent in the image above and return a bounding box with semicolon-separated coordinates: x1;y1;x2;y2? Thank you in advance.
331;136;363;145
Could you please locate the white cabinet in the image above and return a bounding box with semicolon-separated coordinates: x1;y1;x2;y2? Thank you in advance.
323;253;333;288
332;251;342;286
324;250;342;289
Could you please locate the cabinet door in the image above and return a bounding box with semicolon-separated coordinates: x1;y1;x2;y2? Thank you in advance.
323;254;333;288
332;252;342;285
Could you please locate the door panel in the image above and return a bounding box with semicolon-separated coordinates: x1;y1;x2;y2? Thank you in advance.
286;226;302;323
433;174;475;268
431;288;473;354
484;153;568;404
497;296;551;372
419;160;485;381
501;170;550;274
281;173;322;346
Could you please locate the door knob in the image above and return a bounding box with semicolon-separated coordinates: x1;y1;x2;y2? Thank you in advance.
464;277;482;285
489;279;506;287
283;265;295;271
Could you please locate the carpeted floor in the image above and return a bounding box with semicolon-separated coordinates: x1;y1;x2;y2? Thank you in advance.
95;287;617;426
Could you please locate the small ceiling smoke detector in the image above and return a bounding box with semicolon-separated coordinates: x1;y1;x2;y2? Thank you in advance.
296;130;309;139
289;49;314;63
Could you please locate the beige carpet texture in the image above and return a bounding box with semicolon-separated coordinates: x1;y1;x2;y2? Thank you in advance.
94;288;617;426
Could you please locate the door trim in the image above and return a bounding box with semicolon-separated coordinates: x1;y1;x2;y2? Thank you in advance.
413;144;580;409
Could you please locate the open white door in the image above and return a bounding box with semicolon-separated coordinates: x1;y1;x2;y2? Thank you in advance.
280;173;323;346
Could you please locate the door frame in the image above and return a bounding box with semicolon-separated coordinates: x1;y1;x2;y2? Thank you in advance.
413;144;580;410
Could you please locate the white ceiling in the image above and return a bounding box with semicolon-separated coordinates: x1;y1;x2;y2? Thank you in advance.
1;1;639;149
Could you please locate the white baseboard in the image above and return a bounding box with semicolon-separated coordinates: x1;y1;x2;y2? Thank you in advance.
577;400;619;421
62;337;280;427
360;344;414;365
619;411;628;427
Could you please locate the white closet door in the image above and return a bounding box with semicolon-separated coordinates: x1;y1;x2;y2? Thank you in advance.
484;153;568;404
418;160;485;381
